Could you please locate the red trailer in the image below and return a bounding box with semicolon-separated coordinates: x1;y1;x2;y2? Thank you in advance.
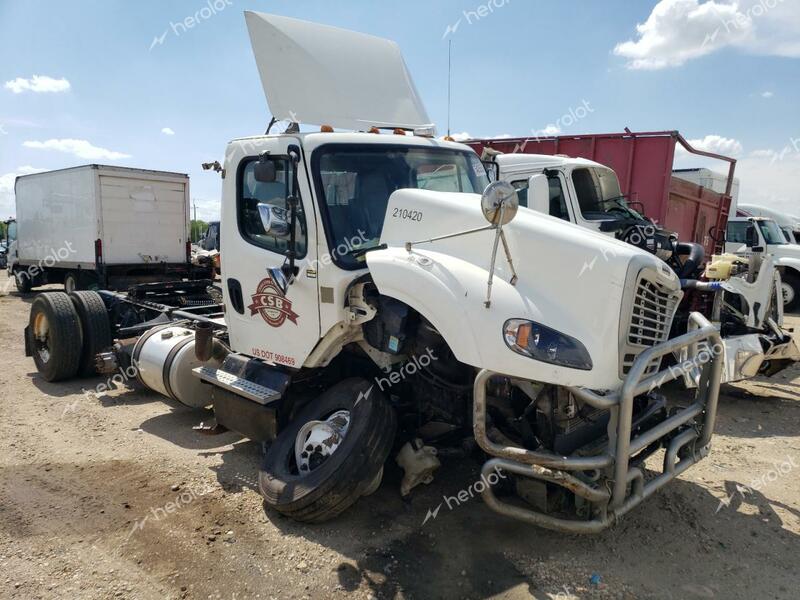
465;130;736;257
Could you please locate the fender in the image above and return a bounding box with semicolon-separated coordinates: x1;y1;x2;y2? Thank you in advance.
368;246;627;390
775;255;800;276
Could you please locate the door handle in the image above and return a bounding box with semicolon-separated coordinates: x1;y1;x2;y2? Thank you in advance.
227;278;245;314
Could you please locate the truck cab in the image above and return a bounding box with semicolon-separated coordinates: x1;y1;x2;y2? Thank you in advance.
3;218;17;273
726;216;800;311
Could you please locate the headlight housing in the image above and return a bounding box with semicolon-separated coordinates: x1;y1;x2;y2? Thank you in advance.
503;319;593;370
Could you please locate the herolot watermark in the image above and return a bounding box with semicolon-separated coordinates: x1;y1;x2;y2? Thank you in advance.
716;455;798;513
442;0;512;39
422;465;507;525
4;241;77;293
375;348;438;392
150;0;234;50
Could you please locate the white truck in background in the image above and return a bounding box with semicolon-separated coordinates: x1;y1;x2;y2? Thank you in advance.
737;204;800;244
673;167;740;207
726;215;800;312
8;165;211;292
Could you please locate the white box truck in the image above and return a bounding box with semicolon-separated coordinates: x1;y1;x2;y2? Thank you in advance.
7;165;211;292
672;167;740;207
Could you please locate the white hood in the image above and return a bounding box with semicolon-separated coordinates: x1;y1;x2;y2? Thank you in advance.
244;12;433;132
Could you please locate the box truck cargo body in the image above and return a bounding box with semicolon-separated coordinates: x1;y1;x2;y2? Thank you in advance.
9;165;208;292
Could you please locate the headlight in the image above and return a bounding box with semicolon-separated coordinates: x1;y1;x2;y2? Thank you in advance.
503;319;593;371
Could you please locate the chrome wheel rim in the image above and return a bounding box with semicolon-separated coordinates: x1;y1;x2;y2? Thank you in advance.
294;410;351;475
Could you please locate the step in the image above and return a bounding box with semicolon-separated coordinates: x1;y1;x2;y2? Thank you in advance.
192;366;281;405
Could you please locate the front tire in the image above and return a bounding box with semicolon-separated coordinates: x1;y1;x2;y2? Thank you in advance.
259;378;396;523
29;292;83;381
783;272;800;313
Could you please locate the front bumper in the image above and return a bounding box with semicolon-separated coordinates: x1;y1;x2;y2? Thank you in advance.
473;312;722;533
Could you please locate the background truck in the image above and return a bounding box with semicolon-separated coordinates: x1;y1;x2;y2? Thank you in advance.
8;165;210;293
737;204;800;244
24;12;726;534
477;148;797;380
726;215;800;312
466;130;735;258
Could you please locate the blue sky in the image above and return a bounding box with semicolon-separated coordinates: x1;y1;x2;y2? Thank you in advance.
2;0;799;221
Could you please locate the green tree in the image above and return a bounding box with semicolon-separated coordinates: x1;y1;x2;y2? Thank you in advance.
190;219;208;243
0;221;6;240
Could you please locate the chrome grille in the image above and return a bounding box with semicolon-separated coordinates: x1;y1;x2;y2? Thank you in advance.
621;273;680;376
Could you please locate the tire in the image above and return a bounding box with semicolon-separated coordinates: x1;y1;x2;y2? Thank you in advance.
14;269;33;294
259;378;397;523
783;272;800;314
69;290;112;377
28;292;83;381
64;272;82;294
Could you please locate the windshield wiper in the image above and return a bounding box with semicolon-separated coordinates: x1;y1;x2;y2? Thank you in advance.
341;243;388;260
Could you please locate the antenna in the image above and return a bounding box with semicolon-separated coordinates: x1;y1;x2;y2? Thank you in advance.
447;39;452;137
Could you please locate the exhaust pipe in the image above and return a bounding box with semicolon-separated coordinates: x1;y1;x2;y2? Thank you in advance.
194;322;228;362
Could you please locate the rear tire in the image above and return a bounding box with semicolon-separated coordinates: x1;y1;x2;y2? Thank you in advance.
64;272;82;294
28;292;83;381
14;269;33;294
70;291;112;377
259;378;396;523
783;272;800;313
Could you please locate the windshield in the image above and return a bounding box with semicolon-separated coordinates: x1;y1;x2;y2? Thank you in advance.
757;219;786;245
312;144;490;269
571;167;641;221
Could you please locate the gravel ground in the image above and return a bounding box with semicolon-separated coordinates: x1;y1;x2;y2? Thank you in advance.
1;272;799;600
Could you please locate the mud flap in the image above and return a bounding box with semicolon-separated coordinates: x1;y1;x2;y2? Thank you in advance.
23;325;32;357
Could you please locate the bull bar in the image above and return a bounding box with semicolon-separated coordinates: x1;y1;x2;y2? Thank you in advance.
473;312;723;533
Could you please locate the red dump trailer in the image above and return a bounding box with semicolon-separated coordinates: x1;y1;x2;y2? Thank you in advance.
466;130;736;256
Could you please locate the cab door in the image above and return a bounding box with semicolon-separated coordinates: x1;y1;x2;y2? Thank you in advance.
221;137;320;369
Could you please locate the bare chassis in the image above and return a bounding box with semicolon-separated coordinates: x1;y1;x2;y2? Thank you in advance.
473;312;723;533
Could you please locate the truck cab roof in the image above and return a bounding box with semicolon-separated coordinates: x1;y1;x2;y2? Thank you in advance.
227;131;476;153
494;152;606;175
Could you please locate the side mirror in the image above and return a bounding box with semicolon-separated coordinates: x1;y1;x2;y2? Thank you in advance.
526;174;550;215
254;158;277;183
257;204;290;237
481;181;519;226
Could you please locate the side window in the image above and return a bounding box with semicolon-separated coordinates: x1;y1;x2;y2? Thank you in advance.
547;176;570;222
727;221;749;244
238;158;307;257
511;175;570;222
7;222;16;242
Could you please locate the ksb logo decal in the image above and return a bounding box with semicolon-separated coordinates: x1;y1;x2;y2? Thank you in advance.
248;276;299;327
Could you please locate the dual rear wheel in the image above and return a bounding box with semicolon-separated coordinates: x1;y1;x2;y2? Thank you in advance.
28;291;111;381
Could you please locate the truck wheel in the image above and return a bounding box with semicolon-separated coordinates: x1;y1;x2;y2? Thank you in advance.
28;292;83;381
783;272;800;313
259;378;396;523
70;291;112;376
64;272;83;293
14;269;33;294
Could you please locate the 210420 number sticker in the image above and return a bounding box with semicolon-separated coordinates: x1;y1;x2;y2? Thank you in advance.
392;208;423;222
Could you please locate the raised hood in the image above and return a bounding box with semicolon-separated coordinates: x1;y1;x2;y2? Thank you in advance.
244;11;433;132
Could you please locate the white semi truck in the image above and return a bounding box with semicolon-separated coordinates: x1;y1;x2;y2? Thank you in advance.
24;12;726;533
7;165;211;293
726;215;800;312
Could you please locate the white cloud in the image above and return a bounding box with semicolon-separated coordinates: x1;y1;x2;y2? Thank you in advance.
534;124;562;137
4;75;71;94
681;134;744;156
161;127;175;136
761;91;774;98
23;138;131;161
614;0;800;70
0;166;46;218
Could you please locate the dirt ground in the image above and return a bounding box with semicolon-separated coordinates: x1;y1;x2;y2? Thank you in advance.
1;272;799;600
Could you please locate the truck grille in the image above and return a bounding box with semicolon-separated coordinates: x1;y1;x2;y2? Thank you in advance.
621;272;680;377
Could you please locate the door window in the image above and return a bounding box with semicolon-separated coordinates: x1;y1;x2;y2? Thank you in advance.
511;175;571;221
726;221;750;244
237;158;307;257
